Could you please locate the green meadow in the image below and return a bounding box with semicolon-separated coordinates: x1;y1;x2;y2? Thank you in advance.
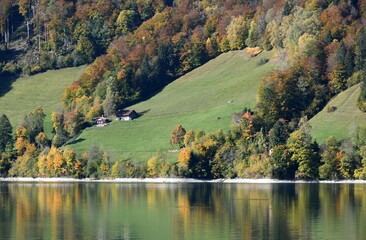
66;50;274;162
309;83;366;143
0;66;86;136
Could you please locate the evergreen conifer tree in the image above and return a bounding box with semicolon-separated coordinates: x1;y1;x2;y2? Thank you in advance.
0;114;13;155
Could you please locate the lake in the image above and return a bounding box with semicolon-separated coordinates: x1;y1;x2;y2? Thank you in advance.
0;182;365;239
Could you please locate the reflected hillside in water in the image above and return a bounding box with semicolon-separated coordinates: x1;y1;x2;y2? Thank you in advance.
0;183;365;239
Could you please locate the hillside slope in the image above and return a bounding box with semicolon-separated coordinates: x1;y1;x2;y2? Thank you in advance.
309;83;366;143
66;50;274;162
0;66;86;136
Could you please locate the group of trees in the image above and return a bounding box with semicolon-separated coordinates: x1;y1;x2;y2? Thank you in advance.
4;0;366;140
0;0;172;76
166;116;366;180
3;107;366;180
5;0;366;179
52;0;366;142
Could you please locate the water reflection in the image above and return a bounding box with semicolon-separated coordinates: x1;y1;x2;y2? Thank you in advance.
0;182;365;239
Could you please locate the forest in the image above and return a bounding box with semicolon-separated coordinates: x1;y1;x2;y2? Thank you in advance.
2;0;366;179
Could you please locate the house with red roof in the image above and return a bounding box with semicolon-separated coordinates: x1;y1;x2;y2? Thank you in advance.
241;111;253;123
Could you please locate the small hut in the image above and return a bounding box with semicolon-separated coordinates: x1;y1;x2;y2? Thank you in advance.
95;116;109;126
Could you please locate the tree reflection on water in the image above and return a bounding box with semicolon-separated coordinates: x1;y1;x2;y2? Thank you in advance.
0;182;365;239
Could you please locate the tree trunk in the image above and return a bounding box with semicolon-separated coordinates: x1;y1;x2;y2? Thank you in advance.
3;19;9;49
27;20;30;39
38;33;41;52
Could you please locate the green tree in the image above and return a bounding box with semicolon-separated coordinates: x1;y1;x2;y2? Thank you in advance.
328;63;347;94
355;27;366;71
116;10;139;35
23;106;46;143
287;123;320;179
357;79;366;111
85;145;103;179
283;1;293;16
184;129;195;147
354;146;366;179
226;16;248;50
75;35;96;64
52;128;69;147
98;152;111;178
270;145;296;179
35;132;50;149
103;86;116;117
269;119;289;148
0;114;13;155
246;20;259;47
319;136;342;179
211;143;236;178
257;70;303;128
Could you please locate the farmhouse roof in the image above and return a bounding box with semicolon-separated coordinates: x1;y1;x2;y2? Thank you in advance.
97;116;108;120
116;109;137;117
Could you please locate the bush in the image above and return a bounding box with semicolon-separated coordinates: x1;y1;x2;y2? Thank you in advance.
31;66;42;75
40;52;52;70
1;63;21;76
245;47;262;57
347;71;365;87
327;106;337;113
56;56;64;69
22;65;32;75
357;80;366;112
257;58;269;66
63;54;74;67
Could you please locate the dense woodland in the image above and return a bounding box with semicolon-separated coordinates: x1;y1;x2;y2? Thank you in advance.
3;0;366;179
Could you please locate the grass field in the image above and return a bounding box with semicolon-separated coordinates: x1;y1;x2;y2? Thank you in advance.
309;83;366;143
0;66;86;136
66;50;274;162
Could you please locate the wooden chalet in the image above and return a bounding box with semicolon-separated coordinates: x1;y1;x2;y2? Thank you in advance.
95;116;109;126
116;110;138;121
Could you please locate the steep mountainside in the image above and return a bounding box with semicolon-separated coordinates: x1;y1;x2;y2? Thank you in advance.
309;83;366;143
66;50;274;162
0;66;86;135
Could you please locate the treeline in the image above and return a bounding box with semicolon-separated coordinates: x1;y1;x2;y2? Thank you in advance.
2;106;366;180
168;117;366;180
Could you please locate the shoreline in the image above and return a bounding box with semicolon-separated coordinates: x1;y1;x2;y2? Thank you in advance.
2;177;366;184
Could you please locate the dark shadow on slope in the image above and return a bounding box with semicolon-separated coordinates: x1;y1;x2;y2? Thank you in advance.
0;48;25;62
0;76;17;97
67;138;86;145
138;109;151;117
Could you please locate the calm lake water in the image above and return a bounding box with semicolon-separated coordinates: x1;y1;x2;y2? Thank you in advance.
0;182;365;240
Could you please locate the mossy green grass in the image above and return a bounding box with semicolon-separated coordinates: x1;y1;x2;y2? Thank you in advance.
309;83;366;143
67;50;274;162
0;66;86;136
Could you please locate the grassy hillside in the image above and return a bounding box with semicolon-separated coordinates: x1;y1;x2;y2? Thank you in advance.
0;66;86;136
309;83;366;143
66;50;274;162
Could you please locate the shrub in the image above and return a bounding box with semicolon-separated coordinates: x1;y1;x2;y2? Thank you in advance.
63;54;74;67
31;66;42;75
2;63;20;76
245;47;262;57
327;106;337;113
347;71;364;87
257;58;269;66
22;65;32;75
